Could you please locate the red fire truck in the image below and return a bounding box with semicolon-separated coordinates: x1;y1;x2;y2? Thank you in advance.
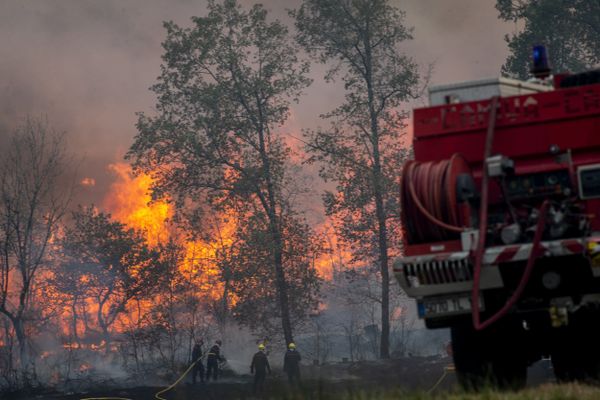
395;50;600;388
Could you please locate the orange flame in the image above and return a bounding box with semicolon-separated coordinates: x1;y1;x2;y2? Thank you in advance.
80;177;96;187
104;163;171;246
314;224;352;280
100;163;238;330
53;162;343;344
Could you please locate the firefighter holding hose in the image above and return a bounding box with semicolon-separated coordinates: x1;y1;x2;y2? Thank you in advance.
191;339;205;384
206;340;223;381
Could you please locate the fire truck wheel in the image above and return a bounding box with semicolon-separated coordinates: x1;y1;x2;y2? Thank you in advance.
551;339;585;382
551;305;600;382
491;353;527;390
451;321;527;391
451;324;487;391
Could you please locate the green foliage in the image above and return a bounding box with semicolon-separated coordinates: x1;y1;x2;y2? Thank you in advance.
126;0;320;341
292;0;420;357
129;0;310;211
58;207;172;333
229;215;322;337
292;0;419;262
497;0;600;79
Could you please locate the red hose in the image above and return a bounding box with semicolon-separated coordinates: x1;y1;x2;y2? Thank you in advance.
406;161;467;234
471;200;549;330
401;154;472;243
470;96;548;330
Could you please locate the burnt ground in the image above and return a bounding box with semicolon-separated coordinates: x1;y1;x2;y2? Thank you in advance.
3;356;556;400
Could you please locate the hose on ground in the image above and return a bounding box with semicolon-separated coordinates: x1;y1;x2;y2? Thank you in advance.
154;357;201;400
426;364;455;394
80;357;202;400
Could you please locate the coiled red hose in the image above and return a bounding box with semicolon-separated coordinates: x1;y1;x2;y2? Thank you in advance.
401;154;471;244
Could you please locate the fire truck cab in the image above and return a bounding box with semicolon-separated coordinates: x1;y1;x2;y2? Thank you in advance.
395;57;600;388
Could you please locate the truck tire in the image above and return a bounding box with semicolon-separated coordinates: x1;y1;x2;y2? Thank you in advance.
451;320;527;390
451;323;491;390
551;336;585;382
551;305;600;382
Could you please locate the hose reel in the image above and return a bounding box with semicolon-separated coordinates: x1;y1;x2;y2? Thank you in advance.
401;153;475;244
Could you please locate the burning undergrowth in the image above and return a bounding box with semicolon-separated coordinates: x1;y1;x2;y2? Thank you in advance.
0;155;423;394
0;160;340;392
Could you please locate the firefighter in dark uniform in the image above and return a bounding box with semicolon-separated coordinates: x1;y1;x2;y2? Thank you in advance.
191;340;204;384
283;342;301;384
250;343;271;395
206;340;223;381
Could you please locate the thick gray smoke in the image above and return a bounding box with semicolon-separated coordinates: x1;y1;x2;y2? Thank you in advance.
400;0;512;86
0;0;510;207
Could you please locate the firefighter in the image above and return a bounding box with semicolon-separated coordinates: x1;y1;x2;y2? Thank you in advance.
191;339;205;384
250;343;271;395
206;340;223;381
283;342;301;384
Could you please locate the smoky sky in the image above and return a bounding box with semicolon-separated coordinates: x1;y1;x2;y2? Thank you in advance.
0;0;512;210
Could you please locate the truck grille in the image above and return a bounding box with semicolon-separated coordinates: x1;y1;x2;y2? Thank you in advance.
403;258;473;288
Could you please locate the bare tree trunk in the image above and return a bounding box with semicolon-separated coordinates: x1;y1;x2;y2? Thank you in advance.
1;318;16;385
375;192;390;359
258;123;294;345
270;215;294;345
364;29;391;359
97;300;112;354
12;317;30;384
71;297;81;348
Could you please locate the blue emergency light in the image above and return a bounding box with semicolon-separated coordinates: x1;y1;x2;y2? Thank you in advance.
531;44;551;78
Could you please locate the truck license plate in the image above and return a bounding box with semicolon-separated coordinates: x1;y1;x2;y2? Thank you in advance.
418;295;484;318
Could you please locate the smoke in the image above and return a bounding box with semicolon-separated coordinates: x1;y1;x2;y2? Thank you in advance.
0;1;203;207
399;0;512;88
0;0;510;209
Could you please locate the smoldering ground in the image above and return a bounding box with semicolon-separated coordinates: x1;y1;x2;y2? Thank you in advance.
6;356;561;400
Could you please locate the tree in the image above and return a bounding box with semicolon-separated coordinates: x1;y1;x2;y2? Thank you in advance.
0;117;73;383
59;207;171;350
127;0;316;344
497;0;600;79
229;213;321;337
292;0;420;358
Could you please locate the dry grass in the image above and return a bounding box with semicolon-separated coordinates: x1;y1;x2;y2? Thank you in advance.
333;384;600;400
445;384;600;400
